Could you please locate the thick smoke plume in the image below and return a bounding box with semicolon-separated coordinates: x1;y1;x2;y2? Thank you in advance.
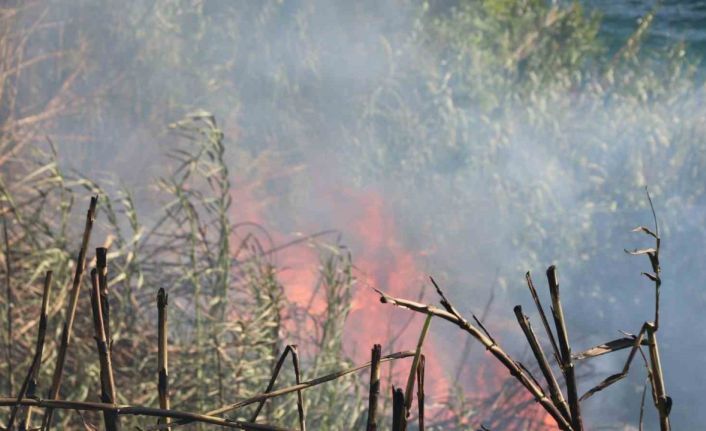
5;0;706;428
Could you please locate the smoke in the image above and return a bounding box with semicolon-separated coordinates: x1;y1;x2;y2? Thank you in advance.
10;0;706;428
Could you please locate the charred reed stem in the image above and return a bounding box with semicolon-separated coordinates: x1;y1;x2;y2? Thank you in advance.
42;195;98;430
157;288;170;430
404;314;431;416
525;271;562;366
96;247;111;342
513;305;571;423
416;355;425;431
376;288;573;431
90;266;120;431
366;344;381;431
546;266;583;431
3;214;13;396
646;323;670;431
391;386;406;431
6;271;52;431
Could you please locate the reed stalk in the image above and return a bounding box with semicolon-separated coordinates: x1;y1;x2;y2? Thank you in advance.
7;271;51;431
546;266;582;431
90;267;120;431
365;344;381;431
157;288;170;430
42;196;98;429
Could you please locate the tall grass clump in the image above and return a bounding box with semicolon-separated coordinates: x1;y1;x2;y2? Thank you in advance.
0;112;366;429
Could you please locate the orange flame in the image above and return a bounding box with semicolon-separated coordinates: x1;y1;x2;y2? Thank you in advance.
230;178;555;429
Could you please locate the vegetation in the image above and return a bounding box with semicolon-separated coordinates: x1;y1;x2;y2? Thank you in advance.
1;0;704;429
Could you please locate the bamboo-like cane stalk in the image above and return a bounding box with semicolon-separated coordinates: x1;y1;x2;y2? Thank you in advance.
546;266;583;431
6;271;52;431
391;387;406;431
416;355;425;431
42;195;98;430
96;247;111;341
514;305;571;422
366;344;381;431
157;288;170;430
404;313;432;416
3;215;13;396
90;268;120;431
646;323;670;431
375;288;573;431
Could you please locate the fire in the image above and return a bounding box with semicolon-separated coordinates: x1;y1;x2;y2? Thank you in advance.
230;177;555;429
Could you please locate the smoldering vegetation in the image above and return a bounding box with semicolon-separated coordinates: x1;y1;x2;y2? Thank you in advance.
1;0;705;429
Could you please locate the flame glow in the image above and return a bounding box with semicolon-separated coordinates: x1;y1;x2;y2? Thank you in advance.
230;178;555;429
